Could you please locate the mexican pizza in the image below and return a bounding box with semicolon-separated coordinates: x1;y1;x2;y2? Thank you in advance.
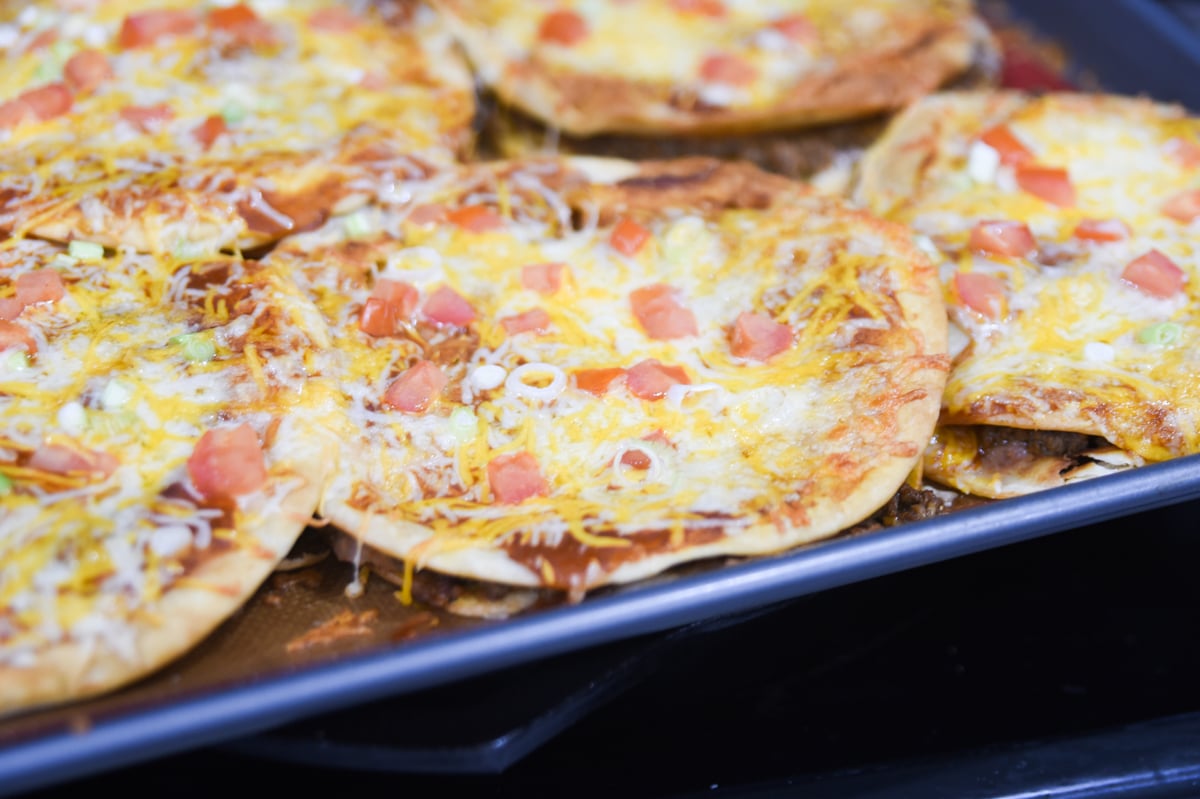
856;91;1200;497
267;156;949;598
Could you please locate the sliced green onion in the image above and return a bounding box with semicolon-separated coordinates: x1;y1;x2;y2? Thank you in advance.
68;240;105;262
4;350;29;371
447;406;478;443
1137;322;1182;348
0;473;12;496
661;216;708;267
34;41;77;82
343;210;374;239
50;39;76;61
89;409;138;436
171;332;216;363
171;239;215;261
220;102;247;125
34;62;60;82
101;378;134;410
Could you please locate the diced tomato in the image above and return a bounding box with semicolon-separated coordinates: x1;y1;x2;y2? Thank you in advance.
24;28;58;53
372;279;418;309
1166;137;1200;169
619;450;651;470
609;218;650;256
537;9;588;45
0;297;22;321
1121;250;1185;299
520;262;566;294
209;3;258;29
30;443;117;479
382;359;446;413
669;0;726;17
15;269;65;308
573;367;626;396
63;50;111;94
954;272;1006;320
20;84;72;122
729;311;791;361
308;6;360;31
968;220;1036;258
208;3;276;48
359;71;388;91
1162;189;1200;223
406;204;446;226
359;279;419;337
620;430;671;469
120;103;175;132
699;52;757;86
359;299;399;337
421;285;476;326
446;205;503;233
500;308;551;335
0;99;34;130
1015;164;1075;207
626;359;690;400
1073;218;1130;242
769;14;815;41
487;451;547;505
193;114;228;150
979;123;1033;166
186;424;267;499
118;8;199;48
630;284;698;340
0;320;36;354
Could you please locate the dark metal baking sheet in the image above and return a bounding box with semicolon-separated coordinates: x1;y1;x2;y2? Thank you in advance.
1005;0;1200;110
4;1;1200;795
5;454;1200;796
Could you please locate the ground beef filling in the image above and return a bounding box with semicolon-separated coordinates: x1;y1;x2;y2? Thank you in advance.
976;426;1109;472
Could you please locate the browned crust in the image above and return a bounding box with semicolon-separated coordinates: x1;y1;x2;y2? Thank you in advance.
566;157;809;224
435;0;997;136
